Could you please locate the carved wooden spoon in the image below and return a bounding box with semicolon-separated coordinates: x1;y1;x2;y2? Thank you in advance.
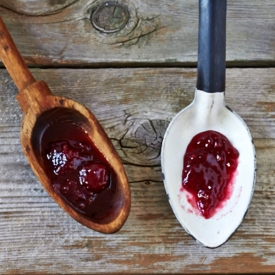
161;0;256;247
0;17;130;233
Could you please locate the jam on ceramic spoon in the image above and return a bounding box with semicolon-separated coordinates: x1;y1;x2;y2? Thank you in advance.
181;130;239;219
161;0;255;247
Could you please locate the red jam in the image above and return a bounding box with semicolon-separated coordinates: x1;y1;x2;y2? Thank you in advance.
181;130;239;219
34;110;118;222
44;139;111;213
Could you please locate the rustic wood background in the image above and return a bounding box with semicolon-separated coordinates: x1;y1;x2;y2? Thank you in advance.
0;0;275;274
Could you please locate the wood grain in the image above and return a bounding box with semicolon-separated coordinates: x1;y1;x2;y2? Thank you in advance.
0;68;275;274
0;0;274;66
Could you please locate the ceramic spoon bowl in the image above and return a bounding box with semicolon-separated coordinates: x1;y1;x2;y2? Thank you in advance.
161;0;256;248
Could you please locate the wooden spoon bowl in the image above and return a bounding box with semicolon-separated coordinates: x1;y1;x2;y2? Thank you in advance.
0;17;130;233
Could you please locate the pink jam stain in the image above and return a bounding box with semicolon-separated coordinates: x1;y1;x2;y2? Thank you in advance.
181;130;239;219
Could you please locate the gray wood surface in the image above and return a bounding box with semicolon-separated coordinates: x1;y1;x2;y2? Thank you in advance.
0;68;275;274
1;0;275;273
0;0;274;66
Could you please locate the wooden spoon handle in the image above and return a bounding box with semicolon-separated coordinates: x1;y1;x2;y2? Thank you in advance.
0;17;35;91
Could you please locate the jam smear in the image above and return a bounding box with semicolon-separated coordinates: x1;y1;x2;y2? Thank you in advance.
181;130;239;219
34;109;119;222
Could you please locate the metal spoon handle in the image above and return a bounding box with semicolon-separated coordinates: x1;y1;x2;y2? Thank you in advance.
196;0;227;93
0;17;35;92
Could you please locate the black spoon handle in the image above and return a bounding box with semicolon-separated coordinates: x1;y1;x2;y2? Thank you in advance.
196;0;227;93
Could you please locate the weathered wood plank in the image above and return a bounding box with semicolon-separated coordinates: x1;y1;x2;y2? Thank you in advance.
0;68;275;274
0;0;274;66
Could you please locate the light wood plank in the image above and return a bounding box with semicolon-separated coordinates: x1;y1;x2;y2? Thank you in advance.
0;0;274;66
0;68;275;274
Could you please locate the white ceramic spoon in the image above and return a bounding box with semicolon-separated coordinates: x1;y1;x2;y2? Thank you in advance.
161;0;256;248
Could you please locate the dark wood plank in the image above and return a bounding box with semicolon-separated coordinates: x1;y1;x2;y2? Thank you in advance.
0;68;275;274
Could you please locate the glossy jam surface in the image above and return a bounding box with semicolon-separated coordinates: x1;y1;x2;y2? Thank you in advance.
35;111;118;222
45;139;111;212
181;130;239;219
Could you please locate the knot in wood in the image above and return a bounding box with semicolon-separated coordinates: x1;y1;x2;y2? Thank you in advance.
120;119;169;166
91;1;130;33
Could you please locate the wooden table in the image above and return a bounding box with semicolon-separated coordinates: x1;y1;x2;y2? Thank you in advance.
0;0;275;274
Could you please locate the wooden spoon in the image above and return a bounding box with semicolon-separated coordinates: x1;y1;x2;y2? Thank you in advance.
0;17;131;233
161;0;256;247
